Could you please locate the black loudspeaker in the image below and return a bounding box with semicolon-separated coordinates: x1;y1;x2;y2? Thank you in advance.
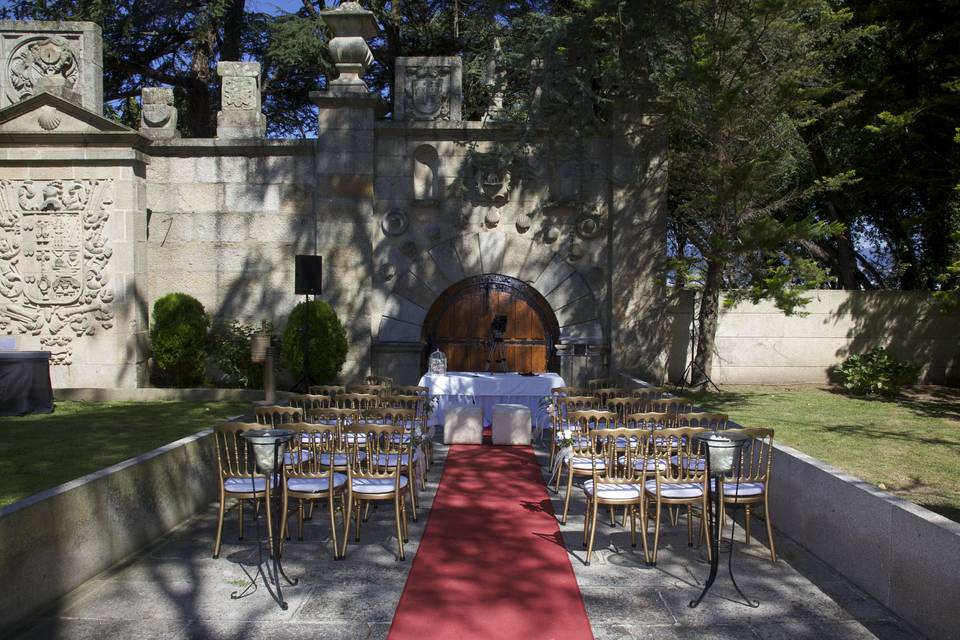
295;255;323;295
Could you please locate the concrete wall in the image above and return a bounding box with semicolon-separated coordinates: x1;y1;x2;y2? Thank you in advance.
0;430;218;632
666;290;960;385
770;443;960;640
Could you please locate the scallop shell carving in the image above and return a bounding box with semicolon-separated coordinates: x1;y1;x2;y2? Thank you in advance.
37;106;62;131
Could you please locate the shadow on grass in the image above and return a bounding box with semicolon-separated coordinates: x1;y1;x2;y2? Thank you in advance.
824;385;960;421
821;423;960;450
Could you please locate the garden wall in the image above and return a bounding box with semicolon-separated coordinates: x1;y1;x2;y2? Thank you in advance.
665;290;960;385
0;429;217;633
769;443;960;640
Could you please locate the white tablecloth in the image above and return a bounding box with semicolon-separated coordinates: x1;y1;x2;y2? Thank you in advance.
418;372;566;427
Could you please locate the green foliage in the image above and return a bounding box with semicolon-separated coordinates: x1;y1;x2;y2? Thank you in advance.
209;320;274;389
835;347;918;396
281;300;347;385
149;293;209;388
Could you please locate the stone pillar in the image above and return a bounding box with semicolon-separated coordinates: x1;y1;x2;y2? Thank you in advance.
139;87;179;140
216;61;266;138
0;20;103;113
309;2;381;379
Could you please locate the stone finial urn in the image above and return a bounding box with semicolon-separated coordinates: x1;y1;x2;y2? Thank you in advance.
321;1;379;91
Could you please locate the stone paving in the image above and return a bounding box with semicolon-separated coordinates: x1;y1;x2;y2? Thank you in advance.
10;440;922;640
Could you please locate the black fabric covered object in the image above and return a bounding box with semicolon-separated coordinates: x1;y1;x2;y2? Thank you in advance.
0;351;54;416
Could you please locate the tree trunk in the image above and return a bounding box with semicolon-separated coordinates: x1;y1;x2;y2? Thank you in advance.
692;258;721;387
220;0;246;63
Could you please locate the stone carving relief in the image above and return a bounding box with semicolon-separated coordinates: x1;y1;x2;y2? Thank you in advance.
0;179;115;364
378;262;397;282
575;209;604;240
6;36;80;105
395;57;462;122
223;76;257;109
140;87;179;139
475;166;511;206
37;105;62;131
516;213;533;233
381;210;409;236
551;159;581;205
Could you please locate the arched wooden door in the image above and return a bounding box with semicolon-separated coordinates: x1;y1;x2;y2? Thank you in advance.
422;274;560;373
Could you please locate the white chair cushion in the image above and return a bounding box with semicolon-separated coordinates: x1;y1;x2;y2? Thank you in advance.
224;476;276;493
317;451;366;466
583;480;643;500
284;450;314;466
565;455;606;471
644;479;704;499
286;473;348;493
371;451;421;467
618;455;668;472
351;476;409;494
711;479;765;497
670;454;706;471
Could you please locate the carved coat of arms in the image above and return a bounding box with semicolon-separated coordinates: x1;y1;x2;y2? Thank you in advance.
222;76;256;110
0;179;115;364
6;36;80;104
407;66;450;120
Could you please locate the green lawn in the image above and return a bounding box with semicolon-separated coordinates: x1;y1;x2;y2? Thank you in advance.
689;385;960;523
0;400;249;508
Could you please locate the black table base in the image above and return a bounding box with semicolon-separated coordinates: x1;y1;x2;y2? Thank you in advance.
231;440;298;609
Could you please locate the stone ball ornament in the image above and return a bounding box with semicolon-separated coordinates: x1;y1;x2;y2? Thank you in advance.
484;209;501;227
381;210;409;236
516;213;532;233
542;225;560;244
568;242;585;262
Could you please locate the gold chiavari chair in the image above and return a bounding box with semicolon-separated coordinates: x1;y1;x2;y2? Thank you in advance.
678;412;728;430
281;422;347;557
587;377;617;391
363;407;423;519
643;427;710;565
582;427;653;565
606;397;646;421
346;383;390;397
392;385;429;396
380;394;433;468
307;406;359;426
630;386;670;409
550;395;600;460
593;387;627;406
335;392;380;414
649;397;695;425
553;386;591;397
287;393;332;413
558;410;618;524
212;422;275;559
254;405;303;426
722;427;777;562
341;423;412;560
365;375;394;386
309;384;345;398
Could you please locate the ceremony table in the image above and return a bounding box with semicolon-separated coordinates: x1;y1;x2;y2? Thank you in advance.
418;371;566;427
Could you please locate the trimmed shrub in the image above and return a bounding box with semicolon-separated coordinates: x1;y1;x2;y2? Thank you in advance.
281;300;348;384
150;293;209;387
836;347;918;396
209;320;275;389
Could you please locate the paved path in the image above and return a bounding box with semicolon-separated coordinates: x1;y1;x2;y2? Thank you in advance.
10;440;922;639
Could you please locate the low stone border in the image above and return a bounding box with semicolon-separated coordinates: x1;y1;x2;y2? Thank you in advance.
54;387;285;402
770;443;959;640
618;371;959;639
0;429;219;632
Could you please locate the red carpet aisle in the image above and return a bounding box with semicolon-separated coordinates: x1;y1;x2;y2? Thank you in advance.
388;445;593;640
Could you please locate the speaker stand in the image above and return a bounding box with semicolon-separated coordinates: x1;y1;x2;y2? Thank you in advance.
292;293;313;393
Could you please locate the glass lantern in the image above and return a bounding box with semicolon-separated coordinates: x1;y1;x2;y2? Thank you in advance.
429;348;447;375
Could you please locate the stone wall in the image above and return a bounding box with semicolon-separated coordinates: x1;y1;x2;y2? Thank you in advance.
665;289;960;385
0;15;668;389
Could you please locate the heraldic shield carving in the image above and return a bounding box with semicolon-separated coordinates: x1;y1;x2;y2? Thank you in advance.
0;179;115;364
408;66;450;120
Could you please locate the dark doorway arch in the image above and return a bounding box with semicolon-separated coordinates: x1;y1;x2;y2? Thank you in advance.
421;274;560;373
